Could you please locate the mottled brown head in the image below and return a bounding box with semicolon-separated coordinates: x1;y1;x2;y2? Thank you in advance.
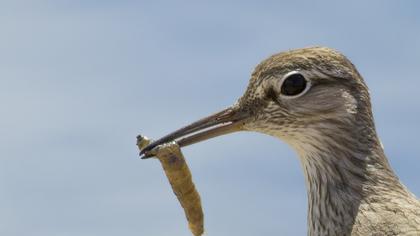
141;47;375;157
236;47;375;145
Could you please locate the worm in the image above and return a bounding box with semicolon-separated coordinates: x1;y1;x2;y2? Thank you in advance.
137;135;204;236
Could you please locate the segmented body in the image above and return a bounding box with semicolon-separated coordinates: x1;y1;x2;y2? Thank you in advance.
137;135;204;236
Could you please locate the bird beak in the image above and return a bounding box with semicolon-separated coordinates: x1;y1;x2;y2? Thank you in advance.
140;106;248;159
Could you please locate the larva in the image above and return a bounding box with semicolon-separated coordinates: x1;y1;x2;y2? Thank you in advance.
137;135;204;236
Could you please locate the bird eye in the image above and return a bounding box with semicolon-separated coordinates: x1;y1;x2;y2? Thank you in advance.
280;72;308;96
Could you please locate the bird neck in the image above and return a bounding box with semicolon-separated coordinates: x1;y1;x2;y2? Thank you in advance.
289;120;406;235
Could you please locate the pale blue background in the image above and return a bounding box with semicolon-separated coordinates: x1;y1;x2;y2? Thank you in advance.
0;1;419;235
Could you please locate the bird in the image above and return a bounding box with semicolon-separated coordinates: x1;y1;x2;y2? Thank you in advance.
141;47;420;235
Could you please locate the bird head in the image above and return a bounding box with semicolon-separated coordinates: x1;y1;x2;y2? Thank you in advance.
141;47;375;157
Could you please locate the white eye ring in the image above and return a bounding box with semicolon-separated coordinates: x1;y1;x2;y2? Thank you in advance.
278;71;312;99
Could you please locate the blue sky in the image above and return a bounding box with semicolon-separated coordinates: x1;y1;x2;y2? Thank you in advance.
0;1;419;235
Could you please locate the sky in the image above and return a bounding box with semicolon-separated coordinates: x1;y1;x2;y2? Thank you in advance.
0;0;419;235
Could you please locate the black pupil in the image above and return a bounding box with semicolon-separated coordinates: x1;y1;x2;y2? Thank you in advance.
281;73;307;96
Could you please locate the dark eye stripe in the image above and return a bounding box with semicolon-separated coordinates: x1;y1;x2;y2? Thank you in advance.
265;86;283;106
265;86;278;101
281;73;307;96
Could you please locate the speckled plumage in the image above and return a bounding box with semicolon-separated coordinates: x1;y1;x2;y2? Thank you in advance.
238;47;420;235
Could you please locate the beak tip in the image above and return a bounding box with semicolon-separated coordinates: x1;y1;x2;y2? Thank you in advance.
139;149;146;155
137;134;155;159
139;151;154;159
